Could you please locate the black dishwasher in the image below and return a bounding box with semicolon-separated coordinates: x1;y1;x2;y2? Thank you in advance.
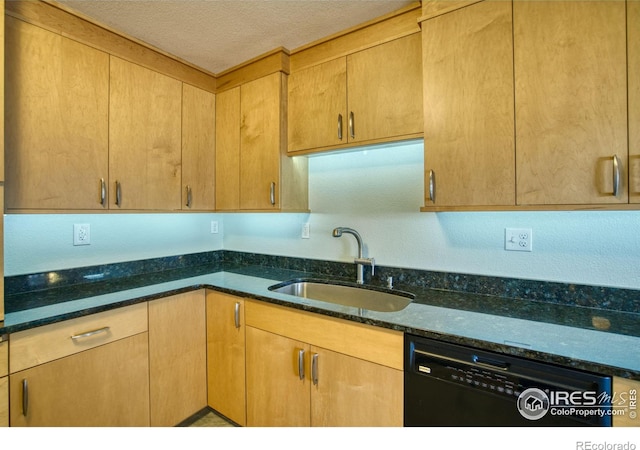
404;334;612;426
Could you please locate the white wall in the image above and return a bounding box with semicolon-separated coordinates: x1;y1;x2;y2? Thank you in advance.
4;213;224;275
5;140;640;290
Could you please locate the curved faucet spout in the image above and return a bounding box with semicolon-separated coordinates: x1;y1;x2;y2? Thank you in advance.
332;227;363;258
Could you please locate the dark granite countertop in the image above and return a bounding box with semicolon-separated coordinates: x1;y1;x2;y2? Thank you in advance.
3;255;639;379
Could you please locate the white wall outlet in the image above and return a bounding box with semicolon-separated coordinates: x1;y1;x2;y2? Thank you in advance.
73;223;91;246
211;221;219;234
505;228;532;252
301;222;310;239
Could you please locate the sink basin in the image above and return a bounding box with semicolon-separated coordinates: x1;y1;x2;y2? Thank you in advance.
268;278;414;312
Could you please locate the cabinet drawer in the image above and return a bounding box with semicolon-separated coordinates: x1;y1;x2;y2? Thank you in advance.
245;300;403;370
10;302;148;373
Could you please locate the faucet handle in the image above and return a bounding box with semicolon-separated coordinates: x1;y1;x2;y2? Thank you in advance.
354;257;375;276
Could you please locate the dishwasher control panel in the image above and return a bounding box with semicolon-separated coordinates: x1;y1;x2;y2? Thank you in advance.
405;334;612;427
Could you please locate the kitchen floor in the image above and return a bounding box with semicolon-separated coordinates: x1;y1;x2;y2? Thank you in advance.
181;408;236;427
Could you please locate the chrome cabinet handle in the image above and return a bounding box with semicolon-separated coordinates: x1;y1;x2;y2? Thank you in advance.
612;154;621;197
338;114;343;140
298;349;305;380
22;379;28;416
312;353;319;386
428;170;436;203
234;302;240;329
100;178;106;206
185;185;193;208
115;181;122;206
270;182;276;206
349;111;355;139
70;326;110;341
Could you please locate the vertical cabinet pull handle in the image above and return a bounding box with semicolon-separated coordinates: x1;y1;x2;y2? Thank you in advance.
22;379;28;416
428;170;436;203
349;111;355;139
312;353;319;386
234;302;240;329
115;181;122;206
100;178;106;206
337;114;343;140
270;182;276;206
186;185;193;208
612;155;621;197
298;349;305;380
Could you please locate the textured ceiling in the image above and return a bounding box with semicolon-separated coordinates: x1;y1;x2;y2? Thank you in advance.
57;0;415;75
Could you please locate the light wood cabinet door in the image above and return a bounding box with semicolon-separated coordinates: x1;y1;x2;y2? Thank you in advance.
246;326;311;426
5;17;109;210
514;1;627;206
9;333;150;427
149;291;207;427
288;58;347;152
0;377;7;428
182;84;216;211
239;73;284;210
215;87;241;210
206;291;246;426
347;33;422;144
422;1;515;208
109;56;182;210
288;34;422;154
310;346;403;427
629;0;640;204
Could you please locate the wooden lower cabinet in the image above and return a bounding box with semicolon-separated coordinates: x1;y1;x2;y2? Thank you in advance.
149;290;207;426
245;300;403;427
206;291;246;426
246;327;310;426
0;377;7;427
0;340;7;427
310;345;403;427
9;333;150;427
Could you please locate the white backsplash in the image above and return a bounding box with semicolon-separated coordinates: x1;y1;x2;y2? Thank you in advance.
5;141;640;290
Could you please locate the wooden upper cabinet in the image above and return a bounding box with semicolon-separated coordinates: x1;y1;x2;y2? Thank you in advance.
240;73;284;210
182;84;216;211
422;0;515;209
5;17;109;210
288;58;347;152
215;87;241;210
347;32;422;144
109;56;182;210
217;72;308;211
629;0;640;204
288;33;422;154
514;1;628;206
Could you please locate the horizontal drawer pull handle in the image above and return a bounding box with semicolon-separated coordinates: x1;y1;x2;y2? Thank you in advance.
70;326;111;341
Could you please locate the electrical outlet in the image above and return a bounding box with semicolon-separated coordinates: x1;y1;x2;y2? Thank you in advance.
505;228;532;252
211;221;219;234
301;222;310;239
73;223;91;246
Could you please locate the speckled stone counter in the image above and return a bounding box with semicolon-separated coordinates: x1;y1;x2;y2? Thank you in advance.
3;250;639;379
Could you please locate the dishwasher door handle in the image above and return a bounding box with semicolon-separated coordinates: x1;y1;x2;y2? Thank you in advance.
472;355;510;371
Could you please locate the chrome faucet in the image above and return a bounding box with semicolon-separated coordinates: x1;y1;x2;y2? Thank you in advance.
332;227;375;284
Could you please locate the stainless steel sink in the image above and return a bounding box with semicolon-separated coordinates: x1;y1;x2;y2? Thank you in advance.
268;279;414;312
